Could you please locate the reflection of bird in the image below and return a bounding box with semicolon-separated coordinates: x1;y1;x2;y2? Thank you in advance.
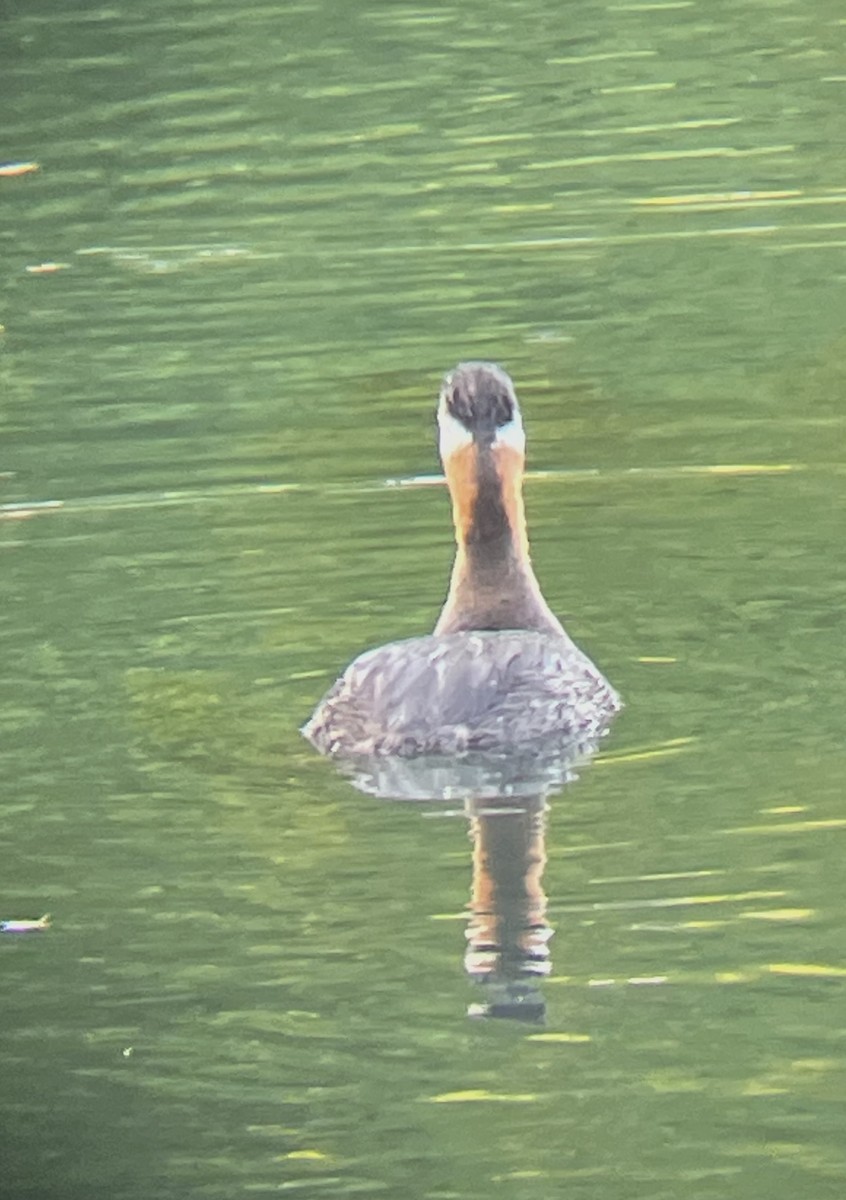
304;363;620;757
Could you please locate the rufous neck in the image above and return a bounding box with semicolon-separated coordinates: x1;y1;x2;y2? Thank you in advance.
435;443;565;637
448;442;529;566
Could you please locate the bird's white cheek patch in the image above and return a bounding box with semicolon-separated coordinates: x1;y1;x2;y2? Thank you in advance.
438;404;474;462
494;415;526;455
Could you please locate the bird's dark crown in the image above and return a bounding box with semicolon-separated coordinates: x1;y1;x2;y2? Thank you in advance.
442;362;517;434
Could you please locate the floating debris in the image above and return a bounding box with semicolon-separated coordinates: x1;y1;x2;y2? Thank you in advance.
428;1089;537;1104
76;243;251;274
1;914;51;933
0;501;64;521
25;262;71;275
0;162;39;178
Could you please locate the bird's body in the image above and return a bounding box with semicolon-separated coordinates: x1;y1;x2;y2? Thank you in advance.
303;363;620;758
304;630;617;757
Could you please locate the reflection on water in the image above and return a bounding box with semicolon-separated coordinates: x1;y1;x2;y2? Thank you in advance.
317;733;610;1024
465;794;550;1024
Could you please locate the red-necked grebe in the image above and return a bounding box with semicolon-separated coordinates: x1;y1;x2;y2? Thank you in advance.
303;362;620;757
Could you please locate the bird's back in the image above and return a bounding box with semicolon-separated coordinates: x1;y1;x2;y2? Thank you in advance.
302;630;621;757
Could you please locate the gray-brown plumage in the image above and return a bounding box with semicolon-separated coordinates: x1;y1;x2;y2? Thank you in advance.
303;631;618;757
303;363;620;758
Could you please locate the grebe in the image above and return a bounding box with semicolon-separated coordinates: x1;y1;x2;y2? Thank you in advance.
303;362;620;757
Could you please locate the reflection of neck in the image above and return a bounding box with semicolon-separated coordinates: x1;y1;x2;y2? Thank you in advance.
435;445;564;636
464;796;551;983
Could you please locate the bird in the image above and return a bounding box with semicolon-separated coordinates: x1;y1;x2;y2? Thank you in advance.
302;362;620;758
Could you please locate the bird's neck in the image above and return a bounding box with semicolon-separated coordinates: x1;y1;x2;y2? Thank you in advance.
434;444;564;637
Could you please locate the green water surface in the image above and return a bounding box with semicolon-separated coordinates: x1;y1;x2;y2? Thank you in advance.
2;1;845;1197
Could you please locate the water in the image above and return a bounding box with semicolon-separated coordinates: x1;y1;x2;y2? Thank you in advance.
2;1;845;1197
